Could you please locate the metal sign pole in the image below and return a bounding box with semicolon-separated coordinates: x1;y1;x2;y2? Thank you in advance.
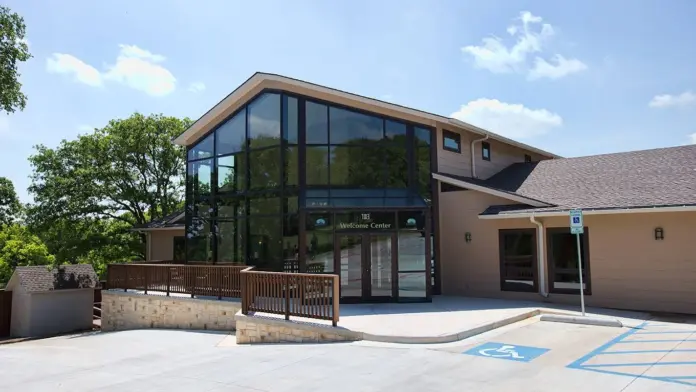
576;232;585;316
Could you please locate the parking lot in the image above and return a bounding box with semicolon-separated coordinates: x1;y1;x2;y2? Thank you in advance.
0;317;694;391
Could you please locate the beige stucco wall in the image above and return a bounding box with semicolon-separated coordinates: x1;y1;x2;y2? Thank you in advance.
101;291;240;332
148;229;184;261
435;123;550;179
439;189;696;314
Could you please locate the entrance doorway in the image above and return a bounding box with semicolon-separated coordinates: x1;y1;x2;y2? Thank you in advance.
334;233;396;302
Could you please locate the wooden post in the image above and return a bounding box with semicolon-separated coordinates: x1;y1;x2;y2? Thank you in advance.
332;275;339;327
284;274;290;321
218;268;222;300
123;265;128;292
166;267;171;296
241;270;248;315
144;266;149;294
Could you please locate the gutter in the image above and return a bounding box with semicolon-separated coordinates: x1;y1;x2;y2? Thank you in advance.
470;134;489;178
479;204;696;220
529;216;548;298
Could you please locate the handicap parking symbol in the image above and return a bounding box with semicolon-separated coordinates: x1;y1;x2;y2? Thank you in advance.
464;342;550;362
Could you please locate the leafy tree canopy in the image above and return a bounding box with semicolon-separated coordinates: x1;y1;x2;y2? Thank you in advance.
0;224;54;284
0;6;31;113
28;113;192;227
0;176;21;226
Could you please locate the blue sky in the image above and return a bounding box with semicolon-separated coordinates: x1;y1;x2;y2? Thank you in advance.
3;0;696;202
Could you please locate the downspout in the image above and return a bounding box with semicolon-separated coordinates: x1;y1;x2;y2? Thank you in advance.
470;134;489;178
530;215;548;298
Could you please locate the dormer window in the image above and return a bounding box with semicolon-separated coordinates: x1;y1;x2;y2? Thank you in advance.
482;142;491;161
443;130;461;153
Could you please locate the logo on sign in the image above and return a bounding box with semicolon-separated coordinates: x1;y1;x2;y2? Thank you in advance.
406;218;417;226
361;213;370;221
315;218;326;226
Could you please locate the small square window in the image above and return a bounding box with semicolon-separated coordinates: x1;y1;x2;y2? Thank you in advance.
482;142;491;161
442;130;461;153
524;154;532;163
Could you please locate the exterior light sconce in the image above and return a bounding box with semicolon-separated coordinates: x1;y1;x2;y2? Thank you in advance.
465;232;472;243
654;227;664;240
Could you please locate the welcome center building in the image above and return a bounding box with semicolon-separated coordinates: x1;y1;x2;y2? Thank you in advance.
137;72;696;314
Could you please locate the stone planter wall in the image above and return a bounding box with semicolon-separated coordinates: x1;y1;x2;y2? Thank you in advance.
101;291;240;332
235;312;362;344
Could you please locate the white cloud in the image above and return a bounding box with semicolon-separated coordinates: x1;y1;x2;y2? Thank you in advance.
46;53;103;87
77;124;94;132
188;82;206;93
689;133;696;144
46;44;176;96
528;55;587;80
451;98;563;139
648;91;696;108
461;11;585;80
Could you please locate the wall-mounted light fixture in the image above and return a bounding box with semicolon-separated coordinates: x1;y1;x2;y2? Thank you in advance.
465;232;472;243
654;227;664;240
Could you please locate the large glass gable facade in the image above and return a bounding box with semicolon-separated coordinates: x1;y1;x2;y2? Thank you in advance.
186;90;435;301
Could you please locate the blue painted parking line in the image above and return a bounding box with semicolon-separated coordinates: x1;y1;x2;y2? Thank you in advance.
464;342;550;363
568;321;696;386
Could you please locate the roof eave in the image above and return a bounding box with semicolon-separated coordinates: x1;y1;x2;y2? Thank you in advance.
433;172;553;208
478;204;696;220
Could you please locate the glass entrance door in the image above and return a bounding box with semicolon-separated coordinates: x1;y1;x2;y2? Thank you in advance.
335;233;395;302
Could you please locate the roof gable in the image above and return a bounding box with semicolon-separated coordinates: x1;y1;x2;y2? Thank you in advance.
172;72;559;160
10;265;98;293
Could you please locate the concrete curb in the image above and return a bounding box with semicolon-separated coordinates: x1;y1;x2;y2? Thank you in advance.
540;314;623;328
361;309;542;344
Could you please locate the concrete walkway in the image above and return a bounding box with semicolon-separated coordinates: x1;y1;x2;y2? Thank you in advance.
336;296;650;343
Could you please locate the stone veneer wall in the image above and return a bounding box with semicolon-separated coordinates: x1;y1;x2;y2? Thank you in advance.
235;312;362;344
101;291;240;332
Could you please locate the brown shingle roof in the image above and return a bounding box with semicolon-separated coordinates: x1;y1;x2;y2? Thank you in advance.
12;265;98;292
441;144;696;215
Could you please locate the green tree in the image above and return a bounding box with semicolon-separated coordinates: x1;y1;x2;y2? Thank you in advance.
0;224;54;284
28;113;192;226
0;177;21;226
0;6;31;113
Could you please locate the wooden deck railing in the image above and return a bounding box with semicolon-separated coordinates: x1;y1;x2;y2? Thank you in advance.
241;268;339;326
106;264;246;299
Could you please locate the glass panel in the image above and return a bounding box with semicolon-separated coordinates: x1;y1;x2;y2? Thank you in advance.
385;120;407;144
329;107;383;144
370;235;392;297
338;235;362;297
443;136;459;151
188;133;214;161
306;146;329;185
285;146;298;186
186;219;211;262
282;214;299;272
398;272;426;298
217;196;245;218
385;146;408;188
187;159;213;198
283;95;298;144
306;101;328;144
501;231;536;291
483;145;491;160
550;232;587;291
284;195;298;215
248;216;282;271
216;110;246;155
332;198;384;207
173;237;186;262
218;219;245;263
415;127;431;147
417;146;431;201
306;198;330;208
248;147;281;189
306;230;333;273
217;154;245;193
397;231;426;271
330;146;384;187
248;93;281;149
249;194;281;215
186;201;213;220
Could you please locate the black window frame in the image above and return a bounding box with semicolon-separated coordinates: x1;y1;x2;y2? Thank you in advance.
442;130;461;153
498;228;538;292
482;141;491;161
546;227;592;295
